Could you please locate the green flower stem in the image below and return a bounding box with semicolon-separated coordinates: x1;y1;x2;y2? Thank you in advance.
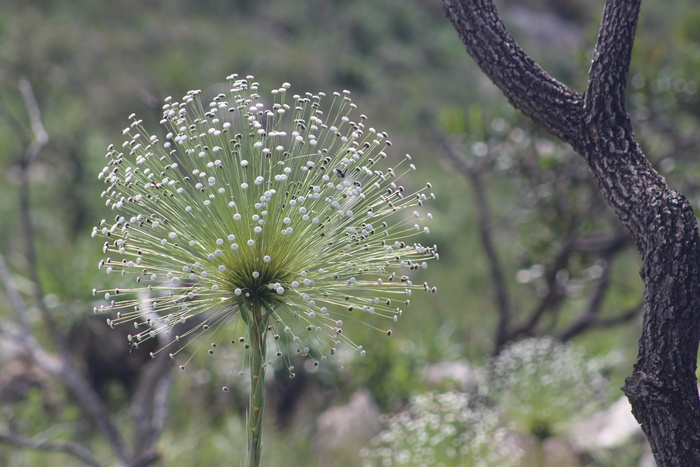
246;305;269;467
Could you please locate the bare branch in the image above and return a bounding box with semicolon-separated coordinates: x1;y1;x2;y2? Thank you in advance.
13;80;130;463
514;235;574;337
557;236;636;341
438;130;638;347
439;135;512;348
0;253;63;374
0;430;102;467
572;232;628;252
16;78;66;356
130;352;173;465
559;302;643;341
18;78;49;164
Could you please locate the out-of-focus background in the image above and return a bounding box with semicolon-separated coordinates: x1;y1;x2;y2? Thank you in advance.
1;0;699;465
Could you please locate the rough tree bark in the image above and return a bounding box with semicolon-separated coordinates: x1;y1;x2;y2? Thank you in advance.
443;0;700;464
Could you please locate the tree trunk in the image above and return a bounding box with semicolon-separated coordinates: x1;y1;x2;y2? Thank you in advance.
443;0;700;464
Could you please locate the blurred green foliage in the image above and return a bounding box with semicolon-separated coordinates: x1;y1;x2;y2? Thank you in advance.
0;0;699;465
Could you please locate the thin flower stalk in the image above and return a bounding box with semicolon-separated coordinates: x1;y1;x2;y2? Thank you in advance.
247;302;269;467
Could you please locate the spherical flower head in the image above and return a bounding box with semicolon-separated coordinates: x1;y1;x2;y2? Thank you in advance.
92;74;438;369
362;391;523;466
487;337;608;439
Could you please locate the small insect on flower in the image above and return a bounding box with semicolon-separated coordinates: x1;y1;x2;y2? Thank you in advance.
92;73;438;373
334;167;348;178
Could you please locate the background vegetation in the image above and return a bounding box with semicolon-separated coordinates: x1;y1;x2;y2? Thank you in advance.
1;0;699;465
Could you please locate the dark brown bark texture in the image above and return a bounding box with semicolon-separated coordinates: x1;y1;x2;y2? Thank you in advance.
444;0;700;464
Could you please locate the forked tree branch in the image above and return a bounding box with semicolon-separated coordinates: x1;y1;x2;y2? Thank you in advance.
440;133;640;348
445;1;700;463
9;79;130;464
